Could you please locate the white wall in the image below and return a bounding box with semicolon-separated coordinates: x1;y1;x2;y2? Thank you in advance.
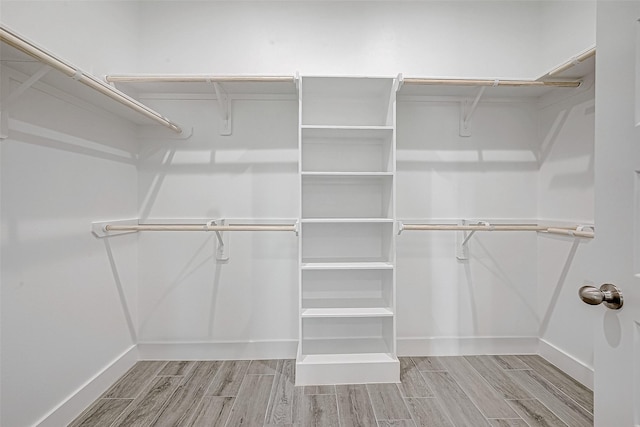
538;1;596;76
396;98;540;353
137;0;544;78
0;75;139;426
135;96;299;357
0;0;597;79
536;75;596;387
1;0;140;76
1;2;141;425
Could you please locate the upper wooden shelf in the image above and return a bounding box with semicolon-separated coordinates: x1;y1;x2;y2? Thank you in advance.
0;25;182;133
398;50;595;99
398;77;584;99
104;74;298;96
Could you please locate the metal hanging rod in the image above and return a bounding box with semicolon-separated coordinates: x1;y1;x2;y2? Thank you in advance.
401;224;547;232
105;75;296;84
548;47;596;77
402;78;581;88
0;25;182;134
544;227;594;239
399;223;593;238
104;223;297;232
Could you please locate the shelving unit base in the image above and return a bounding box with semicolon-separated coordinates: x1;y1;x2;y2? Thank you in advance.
295;351;399;386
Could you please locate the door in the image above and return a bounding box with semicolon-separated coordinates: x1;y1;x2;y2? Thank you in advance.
593;1;640;426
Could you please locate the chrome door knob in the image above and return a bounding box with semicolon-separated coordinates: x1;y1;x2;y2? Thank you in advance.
579;284;623;310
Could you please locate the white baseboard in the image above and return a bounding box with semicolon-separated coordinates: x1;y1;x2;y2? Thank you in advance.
137;340;299;360
539;339;593;390
397;336;539;356
36;345;138;427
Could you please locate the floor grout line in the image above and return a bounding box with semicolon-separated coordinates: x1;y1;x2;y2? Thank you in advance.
515;356;594;416
224;368;247;427
504;375;583;427
334;383;342;427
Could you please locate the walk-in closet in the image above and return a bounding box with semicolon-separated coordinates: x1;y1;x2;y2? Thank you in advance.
1;1;639;426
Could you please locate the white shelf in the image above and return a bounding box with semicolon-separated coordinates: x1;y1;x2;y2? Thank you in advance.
301;307;393;318
301;261;394;270
397;80;579;100
104;76;298;96
301;125;394;134
297;75;398;385
298;352;396;365
301;171;393;177
300;218;394;223
302;297;392;310
0;35;180;131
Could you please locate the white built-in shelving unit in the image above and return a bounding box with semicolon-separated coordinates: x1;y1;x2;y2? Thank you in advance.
296;76;400;385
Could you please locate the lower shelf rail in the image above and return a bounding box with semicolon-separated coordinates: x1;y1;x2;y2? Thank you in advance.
398;221;594;238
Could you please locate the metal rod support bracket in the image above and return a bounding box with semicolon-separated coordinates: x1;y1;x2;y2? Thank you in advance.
457;221;491;259
294;72;300;92
212;81;232;135
460;86;487;137
1;64;52;139
209;219;230;262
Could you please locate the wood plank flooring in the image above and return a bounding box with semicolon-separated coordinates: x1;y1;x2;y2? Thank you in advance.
70;355;593;426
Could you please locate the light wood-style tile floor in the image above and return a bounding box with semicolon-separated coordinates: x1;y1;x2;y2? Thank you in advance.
70;355;593;426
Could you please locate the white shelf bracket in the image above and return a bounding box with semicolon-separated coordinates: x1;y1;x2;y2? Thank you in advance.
294;71;300;93
456;220;492;260
456;220;469;260
396;221;405;235
212;81;232;135
209;219;230;262
459;85;488;137
1;64;52;139
386;75;402;125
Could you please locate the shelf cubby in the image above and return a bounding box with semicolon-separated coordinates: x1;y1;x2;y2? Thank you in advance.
301;126;394;173
301;175;393;219
302;269;393;313
301;316;394;356
301;77;396;127
301;222;394;265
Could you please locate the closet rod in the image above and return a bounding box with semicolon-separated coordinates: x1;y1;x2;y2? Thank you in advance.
105;75;295;84
544;227;594;238
402;78;581;88
0;26;182;134
401;224;547;232
548;48;596;77
104;224;297;232
400;224;594;238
